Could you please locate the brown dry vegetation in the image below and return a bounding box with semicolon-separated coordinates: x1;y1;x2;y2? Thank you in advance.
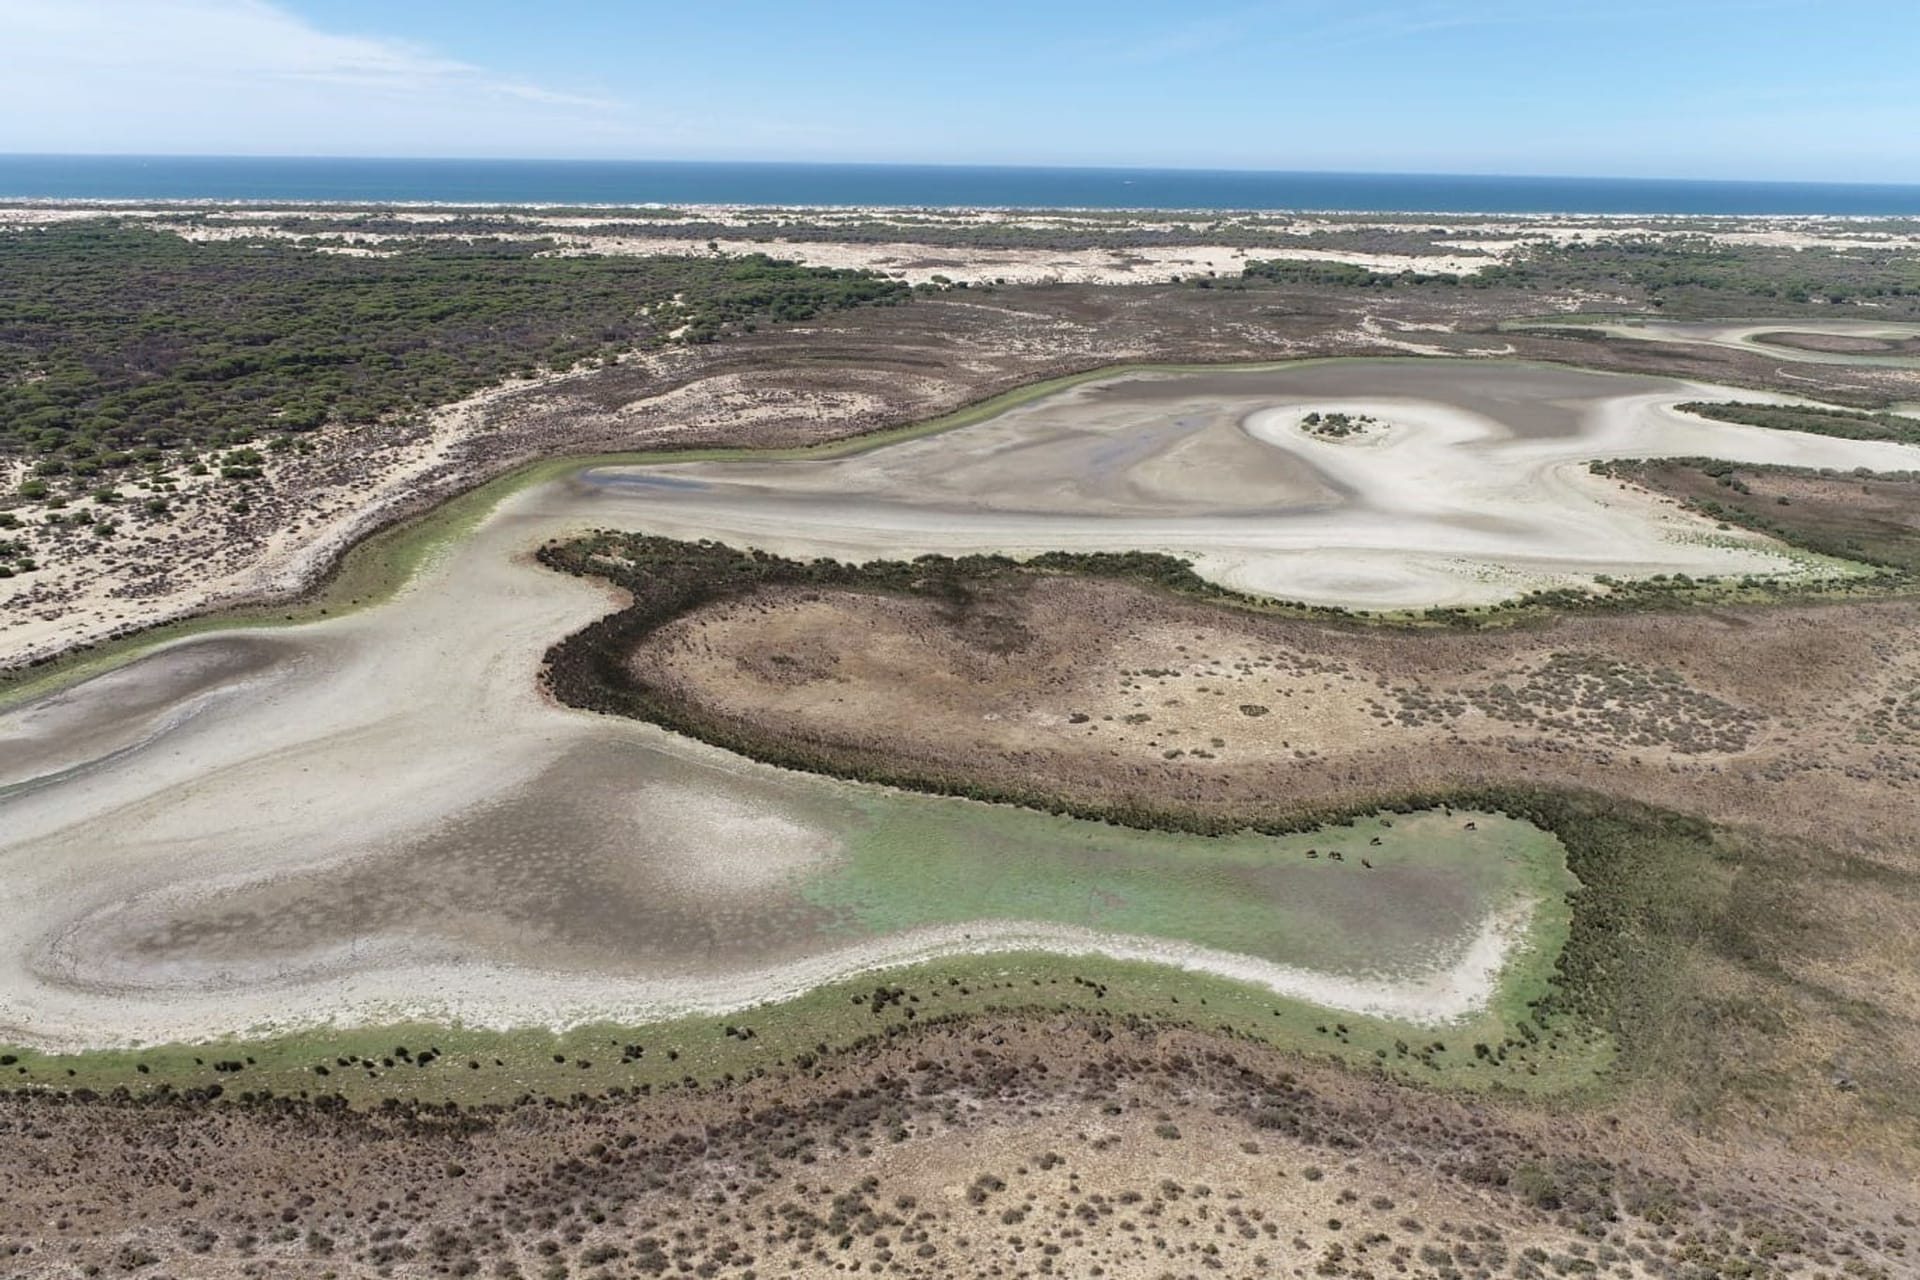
4;1018;1913;1280
632;574;1920;859
1597;460;1920;572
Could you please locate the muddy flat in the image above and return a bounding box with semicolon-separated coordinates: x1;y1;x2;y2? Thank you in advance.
1752;329;1920;355
581;359;1917;606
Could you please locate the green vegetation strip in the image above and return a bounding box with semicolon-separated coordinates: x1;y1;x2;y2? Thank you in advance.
1676;400;1920;444
0;942;1596;1110
3;784;1780;1116
1246;238;1920;318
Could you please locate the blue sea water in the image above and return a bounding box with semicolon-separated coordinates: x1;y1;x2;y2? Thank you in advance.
2;155;1919;215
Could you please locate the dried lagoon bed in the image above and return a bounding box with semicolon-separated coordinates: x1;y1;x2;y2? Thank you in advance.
3;356;1916;1097
564;358;1914;607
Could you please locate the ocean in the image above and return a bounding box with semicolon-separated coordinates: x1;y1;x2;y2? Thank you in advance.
2;155;1918;215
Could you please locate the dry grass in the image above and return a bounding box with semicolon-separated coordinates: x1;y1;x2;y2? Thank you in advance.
3;1017;1911;1279
634;575;1920;857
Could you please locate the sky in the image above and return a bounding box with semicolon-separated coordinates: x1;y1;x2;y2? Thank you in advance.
1;0;1916;183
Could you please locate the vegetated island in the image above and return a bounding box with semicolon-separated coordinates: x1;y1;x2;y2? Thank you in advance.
1299;409;1381;439
1676;399;1920;444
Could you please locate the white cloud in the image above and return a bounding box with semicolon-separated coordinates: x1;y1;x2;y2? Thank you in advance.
0;0;645;155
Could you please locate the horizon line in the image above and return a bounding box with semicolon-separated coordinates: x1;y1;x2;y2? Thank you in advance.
4;152;1920;192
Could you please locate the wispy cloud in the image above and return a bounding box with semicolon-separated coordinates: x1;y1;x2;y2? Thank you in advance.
0;0;634;153
1071;0;1550;70
1071;2;1283;68
1073;0;1793;68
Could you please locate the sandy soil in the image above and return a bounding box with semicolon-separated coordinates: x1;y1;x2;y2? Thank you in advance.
142;219;1500;283
0;353;629;668
543;236;1502;284
6;1017;1906;1280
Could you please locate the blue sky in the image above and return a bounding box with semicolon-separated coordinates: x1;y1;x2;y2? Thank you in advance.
2;0;1916;182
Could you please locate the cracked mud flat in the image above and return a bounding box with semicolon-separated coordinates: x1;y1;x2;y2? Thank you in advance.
3;359;1914;1051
